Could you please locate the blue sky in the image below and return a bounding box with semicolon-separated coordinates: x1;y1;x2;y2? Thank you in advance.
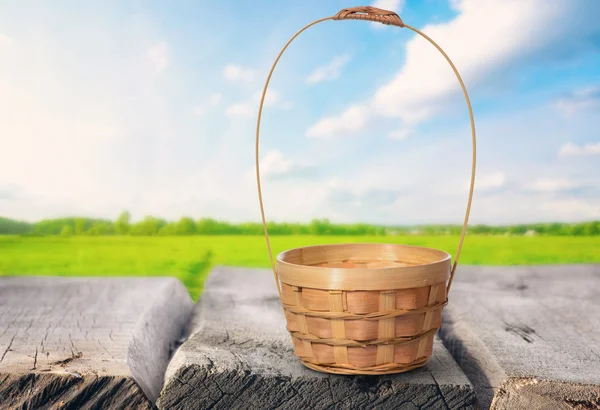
0;0;599;224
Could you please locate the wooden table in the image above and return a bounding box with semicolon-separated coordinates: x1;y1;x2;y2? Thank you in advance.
1;265;599;409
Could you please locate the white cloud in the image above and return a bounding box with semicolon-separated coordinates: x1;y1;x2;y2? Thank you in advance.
326;185;401;209
306;105;368;138
280;101;294;110
192;93;224;116
468;194;600;224
529;178;578;192
0;183;21;200
0;17;189;220
255;89;279;106
308;0;599;138
0;33;12;47
91;124;120;139
256;89;293;109
373;0;569;121
226;102;254;118
469;171;505;192
306;54;351;84
250;150;315;182
223;64;254;83
389;128;412;140
260;150;294;177
559;142;600;157
535;198;600;221
227;89;291;118
209;93;222;106
147;41;169;74
554;86;600;117
371;0;404;12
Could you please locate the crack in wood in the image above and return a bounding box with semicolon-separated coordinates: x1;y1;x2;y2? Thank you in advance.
32;347;38;370
51;351;83;366
503;322;537;344
0;335;15;362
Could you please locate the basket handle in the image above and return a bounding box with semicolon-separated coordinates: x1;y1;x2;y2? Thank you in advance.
255;7;476;297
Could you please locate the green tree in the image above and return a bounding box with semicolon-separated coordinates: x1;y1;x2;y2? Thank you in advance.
569;224;585;236
176;217;196;235
0;217;32;235
196;218;220;235
74;218;86;235
508;225;527;235
130;216;165;236
310;219;332;235
159;222;177;235
115;211;131;235
87;222;115;235
583;221;599;236
60;225;73;237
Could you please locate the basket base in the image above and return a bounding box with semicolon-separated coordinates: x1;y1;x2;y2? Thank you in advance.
299;356;429;375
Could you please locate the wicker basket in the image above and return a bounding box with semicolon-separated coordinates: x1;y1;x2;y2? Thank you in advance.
255;6;476;375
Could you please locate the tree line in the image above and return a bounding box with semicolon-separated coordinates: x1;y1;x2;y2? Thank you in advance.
0;212;599;236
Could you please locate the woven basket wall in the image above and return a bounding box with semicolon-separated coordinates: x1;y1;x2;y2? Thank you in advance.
276;243;450;375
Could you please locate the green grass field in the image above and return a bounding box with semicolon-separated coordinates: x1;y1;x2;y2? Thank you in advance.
1;235;599;299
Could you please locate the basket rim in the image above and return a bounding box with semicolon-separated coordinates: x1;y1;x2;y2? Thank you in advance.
276;242;451;290
277;242;451;266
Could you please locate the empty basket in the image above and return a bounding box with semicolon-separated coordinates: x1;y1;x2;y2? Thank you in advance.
255;6;476;375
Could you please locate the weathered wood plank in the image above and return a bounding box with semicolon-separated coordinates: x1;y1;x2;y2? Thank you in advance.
440;265;600;410
158;267;477;410
0;277;194;409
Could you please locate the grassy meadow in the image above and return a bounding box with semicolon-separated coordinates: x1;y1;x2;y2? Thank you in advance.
1;234;599;299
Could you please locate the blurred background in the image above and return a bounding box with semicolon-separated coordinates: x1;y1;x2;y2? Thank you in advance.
1;0;599;298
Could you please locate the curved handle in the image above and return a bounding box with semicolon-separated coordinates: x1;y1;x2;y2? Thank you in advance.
255;7;476;297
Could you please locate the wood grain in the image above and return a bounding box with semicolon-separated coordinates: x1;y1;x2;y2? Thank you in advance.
0;277;193;409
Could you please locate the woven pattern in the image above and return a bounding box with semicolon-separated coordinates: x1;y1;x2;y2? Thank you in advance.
334;6;404;27
280;280;447;375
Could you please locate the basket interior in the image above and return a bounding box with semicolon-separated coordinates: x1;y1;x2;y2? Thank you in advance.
278;243;449;269
313;260;410;268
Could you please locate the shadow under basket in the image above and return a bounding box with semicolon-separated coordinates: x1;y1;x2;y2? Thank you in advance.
277;243;450;375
